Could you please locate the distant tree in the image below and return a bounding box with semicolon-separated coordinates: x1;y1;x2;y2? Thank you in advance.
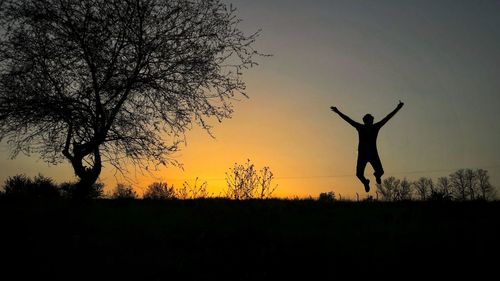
110;183;137;199
450;169;468;201
396;178;413;201
143;182;176;200
225;160;277;199
463;169;478;200
475;169;496;201
318;191;336;202
376;176;400;201
3;174;60;199
414;177;433;201
0;0;263;198
435;176;453;200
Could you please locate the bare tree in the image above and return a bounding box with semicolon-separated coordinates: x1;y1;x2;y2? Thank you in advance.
143;182;176;200
464;169;477;200
450;169;468;201
397;178;413;201
414;177;433;201
376;176;400;201
436;176;453;200
475;169;496;201
0;0;262;197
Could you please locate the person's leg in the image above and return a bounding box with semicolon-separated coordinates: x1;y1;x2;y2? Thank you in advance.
356;156;370;192
371;154;384;185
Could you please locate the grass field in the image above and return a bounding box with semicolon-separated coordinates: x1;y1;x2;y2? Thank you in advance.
1;199;498;279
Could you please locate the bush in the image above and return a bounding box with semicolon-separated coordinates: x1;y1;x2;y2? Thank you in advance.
59;181;105;199
3;174;60;199
318;191;336;202
224;159;277;199
110;184;138;199
143;182;176;200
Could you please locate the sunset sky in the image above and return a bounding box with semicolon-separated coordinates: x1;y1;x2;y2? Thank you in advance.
1;0;500;198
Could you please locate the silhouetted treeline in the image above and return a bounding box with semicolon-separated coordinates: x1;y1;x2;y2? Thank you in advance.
109;180;209;200
108;159;276;200
2;168;496;201
375;168;496;201
0;160;279;200
0;174;209;200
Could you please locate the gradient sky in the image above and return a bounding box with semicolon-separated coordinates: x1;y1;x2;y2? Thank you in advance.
1;0;500;198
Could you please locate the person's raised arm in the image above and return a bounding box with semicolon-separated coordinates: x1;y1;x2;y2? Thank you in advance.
330;106;361;128
376;100;404;127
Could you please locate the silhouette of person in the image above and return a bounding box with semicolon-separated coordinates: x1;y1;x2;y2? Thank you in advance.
330;101;404;192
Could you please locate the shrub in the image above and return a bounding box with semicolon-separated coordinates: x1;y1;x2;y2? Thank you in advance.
110;184;138;199
60;181;105;199
143;182;176;200
3;174;60;199
224;159;277;199
179;178;209;199
318;191;336;202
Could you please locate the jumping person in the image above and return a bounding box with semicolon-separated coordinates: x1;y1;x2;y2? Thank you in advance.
330;101;404;192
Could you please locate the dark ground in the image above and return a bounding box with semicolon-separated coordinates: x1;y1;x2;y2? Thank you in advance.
0;199;498;280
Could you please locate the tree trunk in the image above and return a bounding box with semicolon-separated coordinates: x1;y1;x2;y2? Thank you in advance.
70;147;102;199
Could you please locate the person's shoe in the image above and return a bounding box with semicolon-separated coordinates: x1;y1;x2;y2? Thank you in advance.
363;179;370;193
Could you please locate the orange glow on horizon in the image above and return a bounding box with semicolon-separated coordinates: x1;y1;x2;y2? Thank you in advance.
2;0;500;196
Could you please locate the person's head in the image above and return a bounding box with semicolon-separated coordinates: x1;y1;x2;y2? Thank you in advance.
363;114;374;125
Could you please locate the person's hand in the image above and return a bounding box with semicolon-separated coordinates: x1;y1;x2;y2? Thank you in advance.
397;100;404;109
330;106;339;113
